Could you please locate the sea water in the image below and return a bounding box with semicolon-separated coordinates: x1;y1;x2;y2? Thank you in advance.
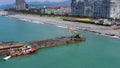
0;16;120;68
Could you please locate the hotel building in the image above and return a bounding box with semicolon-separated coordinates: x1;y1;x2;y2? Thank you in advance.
16;0;26;10
71;0;120;19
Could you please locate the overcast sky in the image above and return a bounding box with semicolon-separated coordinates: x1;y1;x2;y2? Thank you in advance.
0;0;67;5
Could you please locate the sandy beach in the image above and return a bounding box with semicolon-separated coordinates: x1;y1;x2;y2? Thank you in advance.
5;13;120;39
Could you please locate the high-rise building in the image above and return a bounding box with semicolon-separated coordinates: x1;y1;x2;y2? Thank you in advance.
16;0;26;10
71;0;120;19
110;0;120;19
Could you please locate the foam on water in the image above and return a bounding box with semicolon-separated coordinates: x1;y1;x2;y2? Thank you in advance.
99;34;120;39
32;21;44;24
20;18;44;24
56;25;67;29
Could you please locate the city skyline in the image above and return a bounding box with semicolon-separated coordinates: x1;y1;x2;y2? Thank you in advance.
0;0;68;5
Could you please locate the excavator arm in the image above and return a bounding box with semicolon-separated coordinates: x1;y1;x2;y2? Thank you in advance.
67;26;73;37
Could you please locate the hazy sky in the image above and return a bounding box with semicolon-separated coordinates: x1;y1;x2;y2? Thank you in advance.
0;0;67;5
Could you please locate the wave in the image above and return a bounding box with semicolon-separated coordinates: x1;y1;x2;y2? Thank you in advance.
82;30;120;39
32;21;44;24
108;35;120;39
56;25;67;29
100;34;120;39
20;18;44;24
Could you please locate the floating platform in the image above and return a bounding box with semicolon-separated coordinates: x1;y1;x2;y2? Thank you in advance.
27;36;85;49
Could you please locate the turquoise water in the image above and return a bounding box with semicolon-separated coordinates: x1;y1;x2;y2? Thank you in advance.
0;16;120;68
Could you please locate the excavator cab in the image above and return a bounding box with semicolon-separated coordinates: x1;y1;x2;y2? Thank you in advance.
73;30;81;38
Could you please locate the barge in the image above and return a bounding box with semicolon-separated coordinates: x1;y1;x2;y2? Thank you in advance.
0;27;85;60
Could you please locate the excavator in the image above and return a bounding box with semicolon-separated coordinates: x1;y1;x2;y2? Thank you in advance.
67;26;81;39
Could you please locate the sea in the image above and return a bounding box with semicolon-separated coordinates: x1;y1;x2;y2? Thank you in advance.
0;16;120;68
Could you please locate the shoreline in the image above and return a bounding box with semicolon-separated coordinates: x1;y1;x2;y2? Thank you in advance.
4;13;120;39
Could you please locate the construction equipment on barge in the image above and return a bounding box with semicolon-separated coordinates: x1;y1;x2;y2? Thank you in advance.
68;26;82;40
1;27;85;60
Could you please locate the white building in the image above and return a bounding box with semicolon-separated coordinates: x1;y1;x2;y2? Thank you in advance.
110;0;120;19
0;11;8;16
16;0;26;10
71;0;120;19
